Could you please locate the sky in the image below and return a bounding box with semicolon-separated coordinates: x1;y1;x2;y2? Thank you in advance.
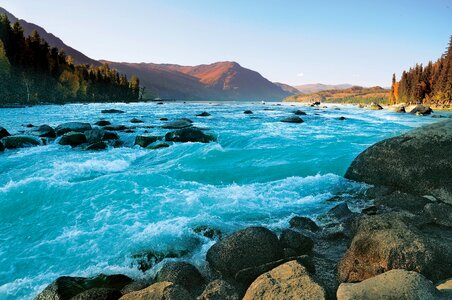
1;0;451;87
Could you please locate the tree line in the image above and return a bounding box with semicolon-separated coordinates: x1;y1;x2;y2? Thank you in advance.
0;14;142;104
389;35;452;106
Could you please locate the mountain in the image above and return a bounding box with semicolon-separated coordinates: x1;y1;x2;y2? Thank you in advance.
284;86;389;104
295;83;353;94
102;61;294;101
273;82;300;94
0;7;99;66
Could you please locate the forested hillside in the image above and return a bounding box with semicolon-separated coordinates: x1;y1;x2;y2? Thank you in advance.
0;14;140;104
389;36;452;107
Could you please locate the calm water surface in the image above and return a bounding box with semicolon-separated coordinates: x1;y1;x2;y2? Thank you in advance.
0;102;447;299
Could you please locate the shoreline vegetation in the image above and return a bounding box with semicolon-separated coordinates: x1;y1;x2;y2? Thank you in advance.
26;119;452;299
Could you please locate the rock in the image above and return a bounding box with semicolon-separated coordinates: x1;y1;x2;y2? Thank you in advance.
55;122;92;136
165;128;215;143
130;118;144;123
2;135;41;149
337;269;441;300
339;116;346;120
86;141;107;151
101;109;124;114
71;288;121;300
374;191;432;214
135;135;160;148
84;128;105;144
327;203;353;220
95;120;111;126
131;250;190;273
243;110;253;114
293;110;307;115
235;255;314;285
410;104;433;115
156;262;204;292
289;216;320;232
281;116;304;123
437;278;452;298
104;125;127;131
388;104;406;113
119;282;192;300
242;260;326;300
337;212;452;283
36;274;132;300
120;281;149;295
160;118;168;121
424;202;452;227
357;104;365;108
103;132;119;141
345;120;452;205
279;229;313;255
197;280;239;300
193;225;222;240
162;119;193;129
432;115;447;118
283;247;298;258
0;141;4;152
34;125;56;138
59;132;87;147
369;102;383;110
196;112;211;117
206;227;283;277
148;143;170;150
0;126;11;139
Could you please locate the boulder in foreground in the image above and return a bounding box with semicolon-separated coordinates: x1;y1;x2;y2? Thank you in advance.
242;260;326;300
119;281;191;300
59;132;87;147
2;135;41;149
197;279;239;300
337;269;442;300
345;120;452;205
206;226;283;277
156;261;204;292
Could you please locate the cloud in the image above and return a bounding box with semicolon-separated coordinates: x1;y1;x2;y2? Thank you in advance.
297;72;304;77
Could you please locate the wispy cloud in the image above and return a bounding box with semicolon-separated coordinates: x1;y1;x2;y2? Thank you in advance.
297;72;304;77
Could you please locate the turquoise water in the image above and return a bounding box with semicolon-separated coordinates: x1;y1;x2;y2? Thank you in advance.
0;102;445;299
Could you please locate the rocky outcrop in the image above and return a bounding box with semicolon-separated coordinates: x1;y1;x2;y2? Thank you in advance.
206;227;283;278
374;191;432;214
281;116;304;123
337;269;443;300
409;104;433;116
345;120;452;205
165;128;215;143
424;202;452;228
242;260;326;300
2;135;41;149
70;288;121;300
0;126;11;139
337;212;452;283
388;104;406;113
119;282;192;300
84;129;104;144
59;132;87;147
369;102;383;110
34;125;56;138
197;280;239;300
36;274;132;300
289;216;320;232
55;122;92;136
279;229;313;255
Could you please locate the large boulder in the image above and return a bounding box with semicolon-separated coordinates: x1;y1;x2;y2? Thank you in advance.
156;262;204;292
242;260;326;300
162;119;193;129
35;125;56;138
424;202;452;228
281;116;304;123
388;104;406;113
135;135;160;148
55;122;92;136
338;212;452;283
197;280;239;300
374;191;432;214
2;135;41;149
165;128;215;143
84;128;105;144
337;269;442;300
119;282;192;300
279;229;313;255
59;132;87;147
289;216;320;232
345;120;452;205
0;126;11;139
410;104;433;115
206;227;283;278
70;288;121;300
36;274;132;300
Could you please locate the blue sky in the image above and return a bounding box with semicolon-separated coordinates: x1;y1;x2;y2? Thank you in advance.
1;0;451;86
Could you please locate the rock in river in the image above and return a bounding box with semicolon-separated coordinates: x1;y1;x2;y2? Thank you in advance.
59;132;87;147
162;119;193;129
281;116;304;123
2;135;41;149
0;126;11;139
35;125;56;138
101;109;124;114
95;120;111;127
206;226;283;277
409;104;433;115
165;128;215;143
369;102;383;110
345;120;452;205
135;135;161;148
196;112;211;117
55;122;92;136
